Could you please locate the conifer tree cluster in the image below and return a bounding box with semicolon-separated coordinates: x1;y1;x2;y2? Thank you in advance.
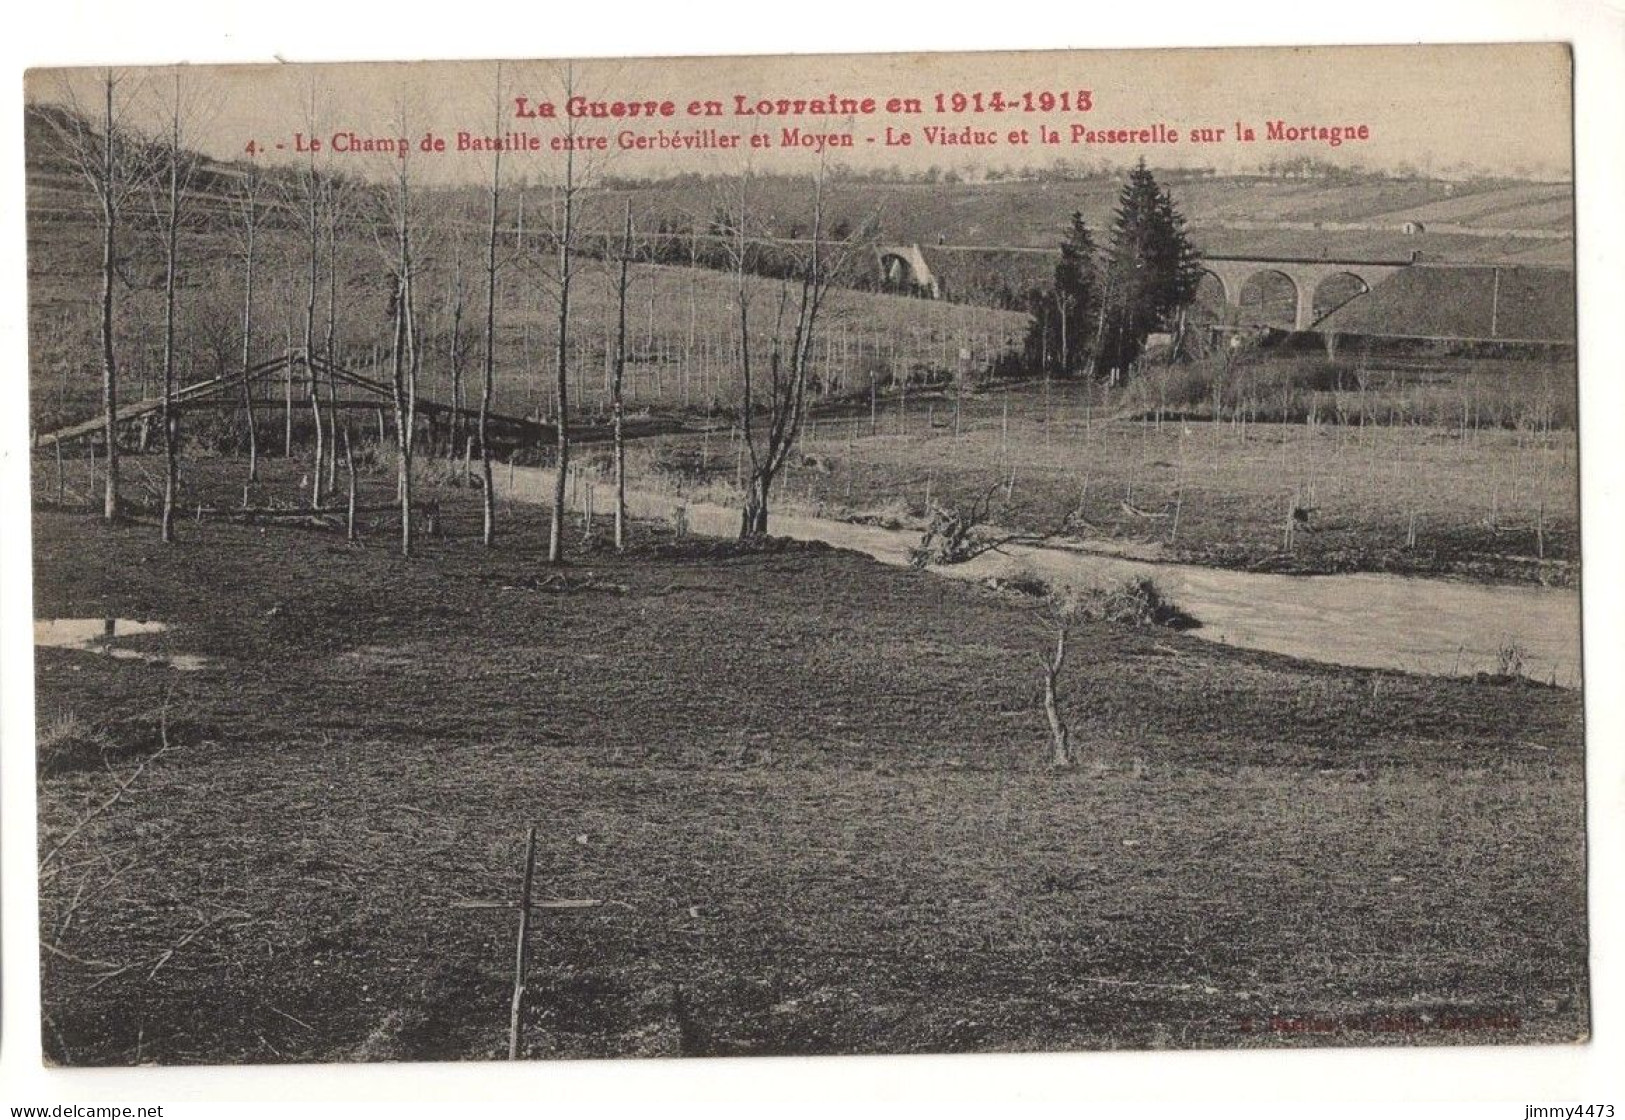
1022;159;1203;378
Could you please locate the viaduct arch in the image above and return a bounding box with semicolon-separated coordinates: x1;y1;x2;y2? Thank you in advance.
874;245;1410;331
877;244;942;298
1199;255;1411;331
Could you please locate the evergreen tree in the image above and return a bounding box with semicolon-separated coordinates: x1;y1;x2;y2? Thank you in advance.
1023;211;1099;375
1093;160;1203;377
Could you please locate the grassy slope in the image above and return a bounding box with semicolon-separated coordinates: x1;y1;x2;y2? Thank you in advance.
1322;266;1576;342
34;472;1586;1064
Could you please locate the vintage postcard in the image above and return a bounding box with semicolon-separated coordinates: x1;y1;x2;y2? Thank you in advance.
21;43;1585;1068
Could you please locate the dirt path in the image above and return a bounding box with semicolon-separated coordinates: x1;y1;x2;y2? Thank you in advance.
499;466;1582;687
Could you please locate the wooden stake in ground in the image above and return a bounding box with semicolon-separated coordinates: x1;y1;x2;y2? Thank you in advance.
1039;602;1075;769
508;826;537;1060
342;427;358;542
450;827;605;1061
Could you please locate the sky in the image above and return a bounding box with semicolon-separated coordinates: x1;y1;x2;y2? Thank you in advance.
25;43;1574;185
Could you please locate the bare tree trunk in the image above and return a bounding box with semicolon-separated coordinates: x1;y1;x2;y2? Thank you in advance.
342;425;357;541
1086;274;1113;382
612;200;632;550
1059;293;1069;374
238;166;260;484
158;80;181;543
732;163;846;541
548;83;577;565
1042;623;1072;768
304;149;323;509
480;65;503;547
390;279;413;557
323;185;341;497
284;283;294;458
98;75;121;522
730;174;763;541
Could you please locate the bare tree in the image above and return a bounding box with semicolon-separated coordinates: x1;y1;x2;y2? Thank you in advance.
143;69;204;542
725;161;864;539
1036;593;1081;769
479;63;506;547
907;483;1029;568
546;62;581;565
611;199;635;550
446;234;469;461
43;71;149;521
230;153;263;483
381;106;424;558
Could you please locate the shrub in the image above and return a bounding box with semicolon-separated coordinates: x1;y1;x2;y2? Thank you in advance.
1076;576;1200;630
986;570;1199;631
36;709;110;776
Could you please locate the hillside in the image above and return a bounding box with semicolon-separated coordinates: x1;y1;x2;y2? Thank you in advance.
25;102;1573;270
588;174;1574;268
24;199;1028;433
22;99;1578;435
1318;264;1575;342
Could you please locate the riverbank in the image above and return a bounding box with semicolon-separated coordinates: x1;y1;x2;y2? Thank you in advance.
618;392;1579;588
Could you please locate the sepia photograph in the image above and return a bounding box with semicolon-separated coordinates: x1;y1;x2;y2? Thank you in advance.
8;25;1612;1096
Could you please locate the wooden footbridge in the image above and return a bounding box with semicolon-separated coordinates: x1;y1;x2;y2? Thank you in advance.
33;351;548;453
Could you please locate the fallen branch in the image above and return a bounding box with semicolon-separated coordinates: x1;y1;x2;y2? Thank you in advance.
39;711;175;874
265;1004;316;1032
40;939;121;971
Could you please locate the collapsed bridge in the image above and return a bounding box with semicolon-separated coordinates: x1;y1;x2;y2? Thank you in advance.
32;351;547;454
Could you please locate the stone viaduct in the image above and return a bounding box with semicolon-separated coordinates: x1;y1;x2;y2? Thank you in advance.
1199;254;1413;330
876;243;1414;330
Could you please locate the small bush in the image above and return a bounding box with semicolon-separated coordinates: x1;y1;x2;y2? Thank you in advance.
1075;577;1200;630
982;568;1052;598
987;571;1199;631
1121;360;1218;416
36;710;110;776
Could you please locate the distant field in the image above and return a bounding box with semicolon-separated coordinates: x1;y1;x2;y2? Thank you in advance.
592;175;1573;254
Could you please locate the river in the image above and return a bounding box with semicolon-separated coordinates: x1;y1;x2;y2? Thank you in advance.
497;465;1582;688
